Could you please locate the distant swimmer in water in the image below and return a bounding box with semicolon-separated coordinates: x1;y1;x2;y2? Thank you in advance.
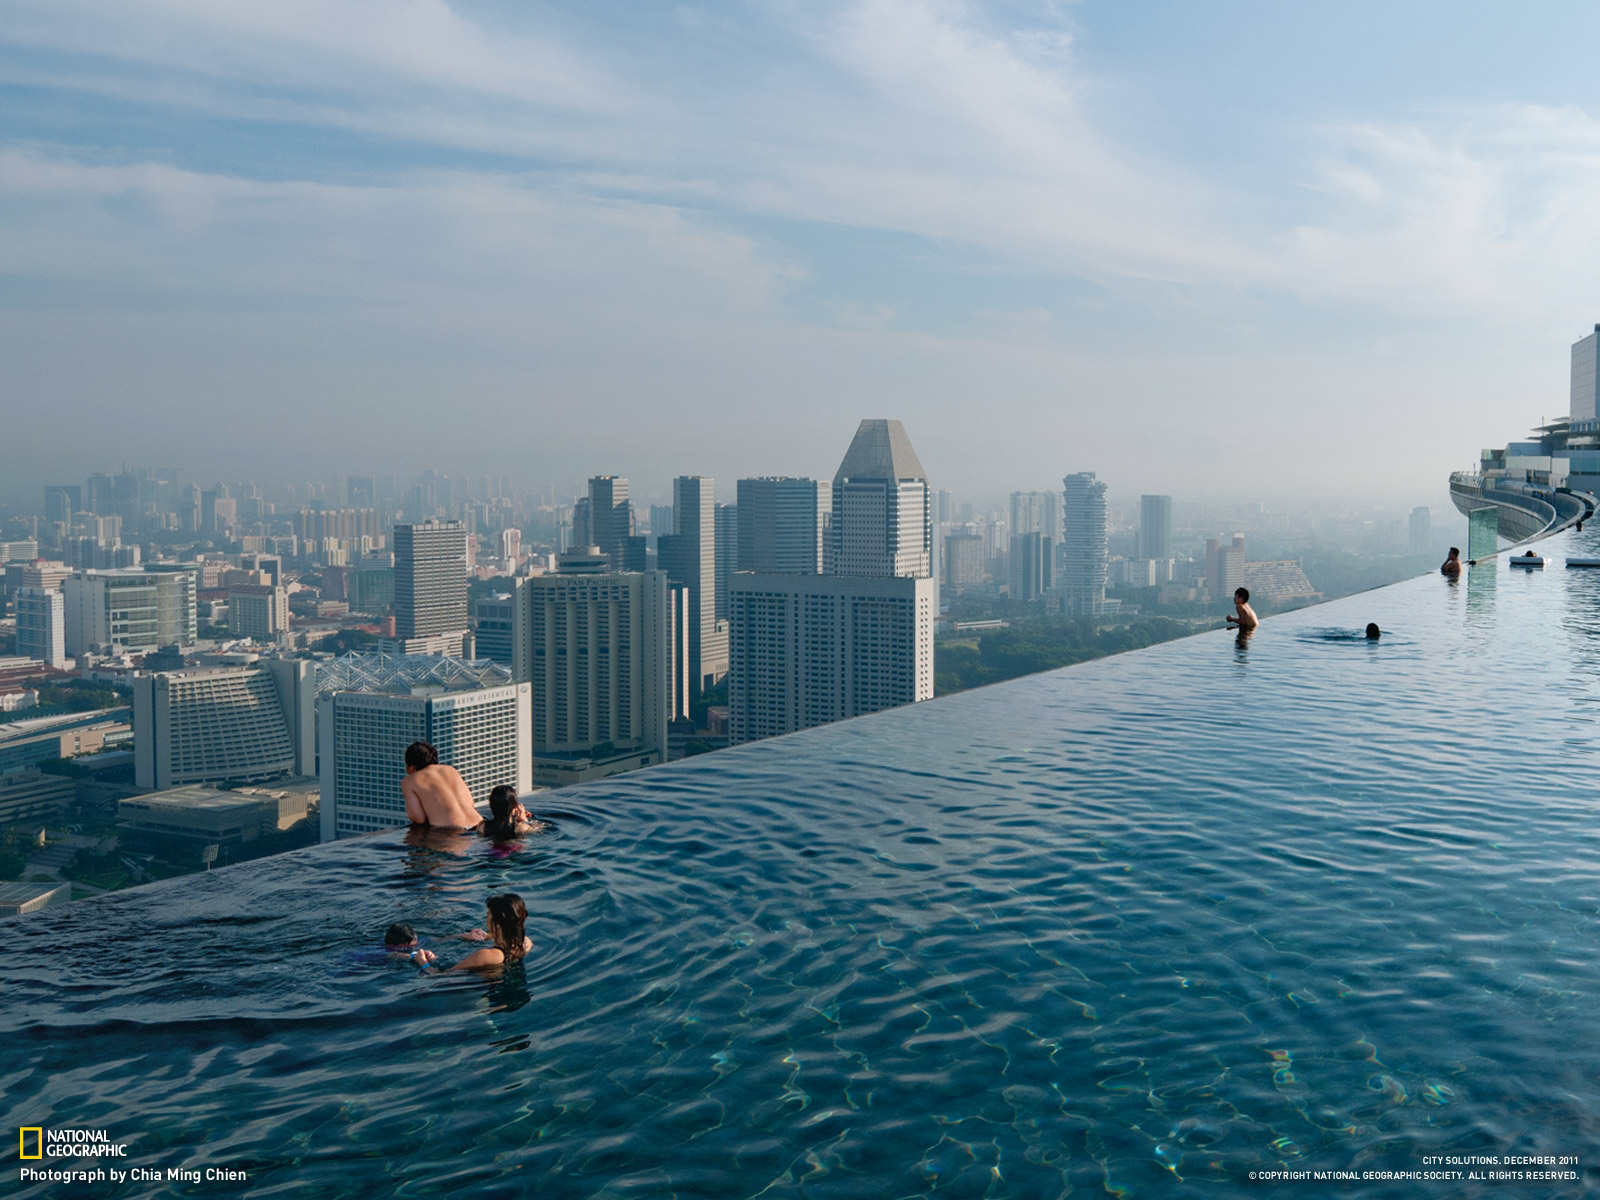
1226;586;1259;632
402;740;485;829
413;894;531;971
1366;623;1381;640
1441;547;1462;578
480;784;548;839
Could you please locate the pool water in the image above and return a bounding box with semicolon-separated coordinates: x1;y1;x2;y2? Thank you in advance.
6;533;1600;1197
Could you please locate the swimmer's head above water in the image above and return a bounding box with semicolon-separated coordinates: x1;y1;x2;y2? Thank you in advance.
404;740;438;775
1366;623;1380;640
384;923;417;948
485;893;529;963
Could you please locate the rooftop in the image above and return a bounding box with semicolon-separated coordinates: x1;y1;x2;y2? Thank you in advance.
5;534;1600;1195
832;418;928;483
315;651;513;695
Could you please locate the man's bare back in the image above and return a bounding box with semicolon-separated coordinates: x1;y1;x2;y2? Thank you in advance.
403;763;485;828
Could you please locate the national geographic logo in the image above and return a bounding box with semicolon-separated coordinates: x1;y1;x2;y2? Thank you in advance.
16;1127;129;1157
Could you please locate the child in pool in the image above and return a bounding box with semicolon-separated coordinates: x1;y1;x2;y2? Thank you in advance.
1226;586;1259;631
413;894;531;971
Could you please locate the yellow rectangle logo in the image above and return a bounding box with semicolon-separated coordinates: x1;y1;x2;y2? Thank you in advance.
19;1127;43;1159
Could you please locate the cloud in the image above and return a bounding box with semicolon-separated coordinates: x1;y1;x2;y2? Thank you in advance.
1283;104;1600;320
4;0;624;112
0;0;1592;503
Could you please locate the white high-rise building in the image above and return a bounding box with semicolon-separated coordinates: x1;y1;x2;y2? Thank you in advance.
1059;473;1109;615
1009;491;1062;543
727;574;935;744
134;661;316;791
316;654;531;840
1572;324;1599;423
518;567;680;786
15;587;66;668
229;585;289;641
736;477;828;574
63;566;197;655
393;520;467;641
829;420;932;579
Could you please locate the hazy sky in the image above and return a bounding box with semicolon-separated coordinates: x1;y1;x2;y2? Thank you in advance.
5;1;1600;507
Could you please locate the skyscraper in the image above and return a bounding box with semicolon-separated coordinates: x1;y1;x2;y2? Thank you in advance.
727;574;934;744
1206;535;1246;599
316;654;530;840
587;475;635;568
520;566;678;786
1139;495;1174;561
728;420;936;743
736;477;828;574
714;503;738;621
87;473;114;517
1009;491;1061;543
43;485;79;529
829;420;932;578
15;588;66;668
475;591;518;669
1060;473;1108;615
659;476;726;696
1008;532;1054;602
944;532;985;595
1572;324;1599;423
1409;506;1432;557
393;519;468;650
648;505;674;546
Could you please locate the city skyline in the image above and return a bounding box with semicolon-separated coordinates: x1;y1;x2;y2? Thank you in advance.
7;4;1600;503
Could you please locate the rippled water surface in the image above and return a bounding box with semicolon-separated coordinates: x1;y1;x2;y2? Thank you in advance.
7;534;1600;1198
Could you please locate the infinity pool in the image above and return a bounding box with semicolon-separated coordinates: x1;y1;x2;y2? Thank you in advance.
6;534;1600;1197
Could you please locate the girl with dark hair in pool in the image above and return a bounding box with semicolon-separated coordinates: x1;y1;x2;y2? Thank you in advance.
480;785;546;839
414;893;531;971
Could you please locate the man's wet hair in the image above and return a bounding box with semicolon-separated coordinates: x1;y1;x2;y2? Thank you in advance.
1234;587;1250;602
385;923;416;947
1449;547;1460;556
404;741;438;771
1365;623;1381;640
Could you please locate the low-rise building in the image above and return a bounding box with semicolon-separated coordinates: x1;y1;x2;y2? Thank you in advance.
0;770;76;828
0;712;132;776
0;881;71;916
118;783;314;865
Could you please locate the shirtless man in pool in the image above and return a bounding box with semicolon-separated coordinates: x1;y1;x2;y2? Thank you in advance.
401;741;486;829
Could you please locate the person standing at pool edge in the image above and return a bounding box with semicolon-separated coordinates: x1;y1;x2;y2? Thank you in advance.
1226;587;1258;631
401;740;486;828
1441;547;1462;578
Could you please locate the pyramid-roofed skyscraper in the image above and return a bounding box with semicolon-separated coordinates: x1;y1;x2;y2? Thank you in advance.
828;419;932;578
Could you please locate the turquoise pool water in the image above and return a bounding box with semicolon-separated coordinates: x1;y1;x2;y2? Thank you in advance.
6;533;1600;1197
